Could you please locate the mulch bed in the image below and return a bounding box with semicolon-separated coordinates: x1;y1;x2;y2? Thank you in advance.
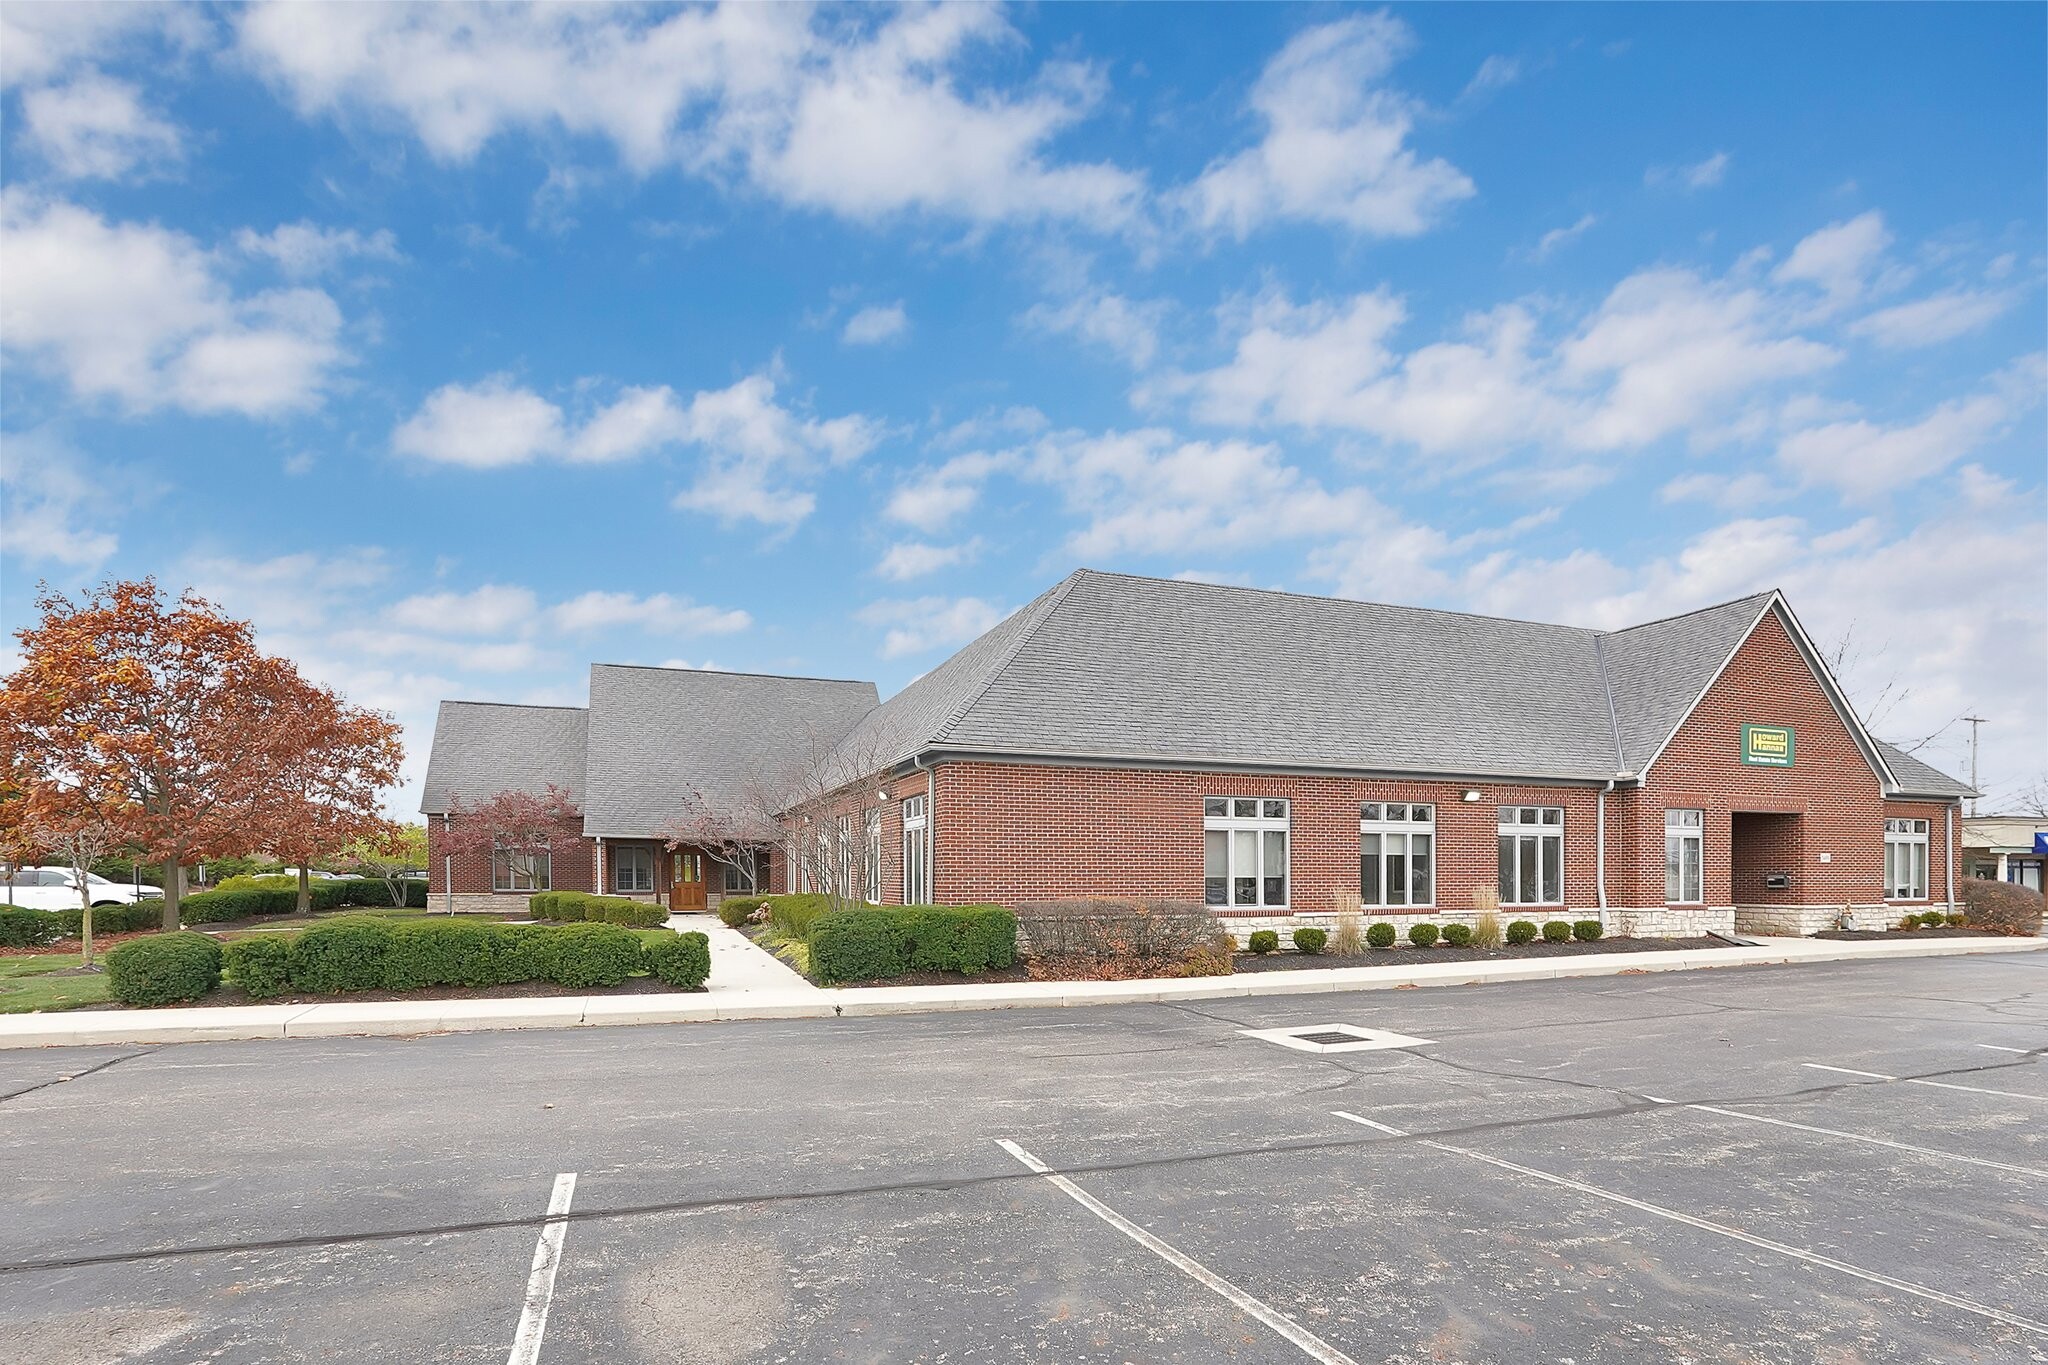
1812;927;2004;941
1232;936;1732;972
3;931;160;957
78;975;698;1011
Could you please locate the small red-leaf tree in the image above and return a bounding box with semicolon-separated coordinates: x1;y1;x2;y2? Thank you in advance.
439;785;582;909
243;659;405;914
656;786;779;896
0;581;284;928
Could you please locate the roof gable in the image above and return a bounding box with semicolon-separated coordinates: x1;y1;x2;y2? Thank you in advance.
420;702;587;815
1600;593;1776;772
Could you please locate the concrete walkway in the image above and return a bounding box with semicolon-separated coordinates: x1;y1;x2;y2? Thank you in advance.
664;913;820;996
3;933;2039;1049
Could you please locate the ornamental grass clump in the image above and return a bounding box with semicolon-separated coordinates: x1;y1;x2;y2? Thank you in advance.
1329;900;1366;957
1470;885;1503;949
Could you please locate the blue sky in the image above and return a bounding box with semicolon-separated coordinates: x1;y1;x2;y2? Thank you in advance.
3;2;2043;815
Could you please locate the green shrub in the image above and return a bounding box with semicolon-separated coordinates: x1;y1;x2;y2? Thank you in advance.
1366;921;1397;949
535;923;643;988
50;901;163;937
721;894;768;920
764;894;834;941
809;910;907;984
1292;927;1328;954
404;879;429;909
1945;911;1967;927
1572;919;1603;942
382;919;503;989
179;887;296;923
527;891;666;928
1408;923;1439;947
645;931;711;989
1895;914;1920;931
0;906;60;948
897;905;1016;974
288;917;395;993
1541;920;1572;943
1506;920;1538;945
107;932;221;1006
1441;923;1472;947
222;936;294;998
718;901;752;928
1248;929;1279;955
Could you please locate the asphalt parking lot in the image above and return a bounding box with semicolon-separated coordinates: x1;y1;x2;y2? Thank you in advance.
2;951;2042;1364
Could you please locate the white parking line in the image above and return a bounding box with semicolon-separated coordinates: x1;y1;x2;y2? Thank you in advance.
1330;1112;2048;1337
1975;1044;2032;1054
996;1139;1359;1365
506;1173;577;1365
1637;1096;2047;1180
1801;1062;2045;1102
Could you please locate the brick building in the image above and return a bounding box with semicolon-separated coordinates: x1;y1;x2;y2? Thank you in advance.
421;570;1973;936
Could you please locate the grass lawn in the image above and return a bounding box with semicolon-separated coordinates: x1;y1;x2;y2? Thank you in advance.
0;956;113;1013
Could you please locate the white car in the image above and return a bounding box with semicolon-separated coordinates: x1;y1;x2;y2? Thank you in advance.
0;866;163;910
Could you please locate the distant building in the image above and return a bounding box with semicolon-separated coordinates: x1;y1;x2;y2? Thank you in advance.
1964;815;2047;892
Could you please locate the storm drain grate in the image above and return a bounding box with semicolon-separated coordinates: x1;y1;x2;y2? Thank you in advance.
1237;1023;1436;1054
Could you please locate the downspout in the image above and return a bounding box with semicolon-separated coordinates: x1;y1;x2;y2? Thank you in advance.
594;836;605;899
441;812;453;915
911;754;934;902
1597;778;1615;930
1944;804;1955;912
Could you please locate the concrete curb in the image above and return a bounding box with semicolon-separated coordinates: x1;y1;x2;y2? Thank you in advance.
2;935;2040;1049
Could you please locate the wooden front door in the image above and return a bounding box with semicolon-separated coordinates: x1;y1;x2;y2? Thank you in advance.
669;850;707;914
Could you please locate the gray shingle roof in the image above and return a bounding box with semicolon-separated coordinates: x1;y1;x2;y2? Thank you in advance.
1599;593;1776;770
1875;741;1977;798
581;665;878;838
419;702;587;815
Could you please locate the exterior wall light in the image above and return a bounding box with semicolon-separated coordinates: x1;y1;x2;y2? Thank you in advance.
1461;789;1482;802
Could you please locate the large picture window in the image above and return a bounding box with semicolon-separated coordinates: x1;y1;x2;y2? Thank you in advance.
1664;810;1703;904
1885;818;1929;900
1497;807;1563;905
1203;797;1289;909
720;849;764;893
835;814;855;898
902;795;930;905
1360;802;1434;907
612;845;654;894
864;809;882;904
491;841;550;893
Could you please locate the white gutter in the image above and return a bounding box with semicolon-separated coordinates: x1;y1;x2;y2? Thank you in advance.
1596;778;1616;929
441;812;453;914
910;754;935;901
1945;804;1955;911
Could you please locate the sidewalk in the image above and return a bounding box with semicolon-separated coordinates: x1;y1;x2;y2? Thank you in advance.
2;933;2040;1049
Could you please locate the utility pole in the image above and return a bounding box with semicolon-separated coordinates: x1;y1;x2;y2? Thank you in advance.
1962;715;1986;816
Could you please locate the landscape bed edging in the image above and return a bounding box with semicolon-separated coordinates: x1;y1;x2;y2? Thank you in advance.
1;935;2040;1048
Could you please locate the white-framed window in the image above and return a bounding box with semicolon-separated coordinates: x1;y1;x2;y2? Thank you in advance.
1203;797;1289;909
1884;818;1929;900
1359;802;1434;907
835;814;855;897
720;848;764;893
1665;810;1703;904
1497;806;1563;905
491;840;550;893
612;845;654;894
864;808;882;904
902;794;930;906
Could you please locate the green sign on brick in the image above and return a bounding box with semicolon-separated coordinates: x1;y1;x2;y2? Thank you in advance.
1742;724;1794;767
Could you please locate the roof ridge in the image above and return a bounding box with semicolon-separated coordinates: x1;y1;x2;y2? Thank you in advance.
440;699;587;713
1593;634;1627;773
928;572;1088;748
590;661;875;686
1072;567;1611;636
1597;588;1779;638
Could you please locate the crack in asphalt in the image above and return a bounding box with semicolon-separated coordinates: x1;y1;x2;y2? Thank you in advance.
0;1047;160;1104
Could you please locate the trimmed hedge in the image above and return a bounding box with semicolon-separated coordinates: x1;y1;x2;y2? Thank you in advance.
107;932;221;1006
180;878;424;924
540;923;644;988
222;935;293;998
646;931;711;989
50;901;164;936
1408;923;1439;948
289;917;393;992
527;891;668;928
1441;923;1473;947
1541;920;1573;943
1572;919;1604;942
764;894;834;941
717;901;754;928
0;906;60;948
1293;927;1327;954
809;905;1017;985
1366;921;1397;949
1505;920;1538;945
1248;929;1279;955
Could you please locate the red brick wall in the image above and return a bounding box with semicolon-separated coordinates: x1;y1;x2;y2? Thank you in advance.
929;761;1602;916
426;813;595;897
1623;607;1959;907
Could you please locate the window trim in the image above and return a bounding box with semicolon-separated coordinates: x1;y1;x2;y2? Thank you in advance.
1664;809;1704;906
1883;817;1931;901
611;844;654;895
1358;802;1436;909
902;794;930;906
864;808;882;905
491;840;551;894
1202;796;1291;911
1496;806;1565;906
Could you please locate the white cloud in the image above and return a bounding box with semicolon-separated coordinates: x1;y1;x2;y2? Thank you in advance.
842;302;909;346
1775;356;2044;498
547;591;751;636
876;539;979;581
234;3;1142;231
1181;14;1473;238
567;385;689;463
0;428;120;569
1647;150;1729;191
1772;211;1893;306
18;73;183;180
234;221;404;277
1526;213;1596;262
0;5;204;89
387;585;541;636
0;190;349;417
1849;288;2017;349
184;548;394;633
1659;469;1789;511
391;376;567;469
669;373;881;526
1460;54;1521;100
858;595;1005;658
1022;289;1168;368
883;451;1010;532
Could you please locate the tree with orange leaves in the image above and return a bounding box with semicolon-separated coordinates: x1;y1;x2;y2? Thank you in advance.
243;657;404;914
0;580;402;929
